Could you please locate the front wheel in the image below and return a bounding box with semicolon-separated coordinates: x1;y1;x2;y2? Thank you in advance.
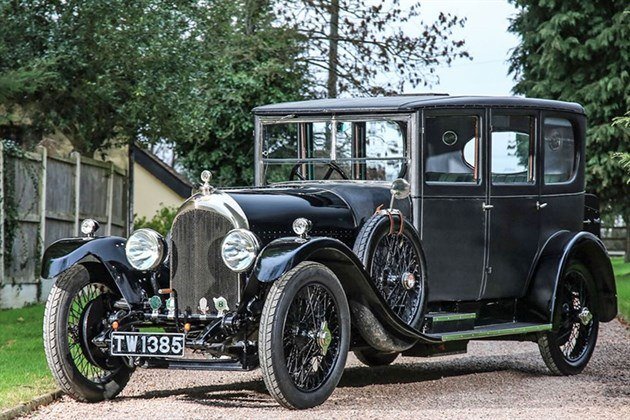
259;262;351;409
538;261;599;376
43;265;133;402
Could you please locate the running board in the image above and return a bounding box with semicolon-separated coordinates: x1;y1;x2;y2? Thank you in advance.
426;322;552;342
143;357;256;371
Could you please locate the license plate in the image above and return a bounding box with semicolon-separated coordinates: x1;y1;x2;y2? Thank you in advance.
110;332;185;358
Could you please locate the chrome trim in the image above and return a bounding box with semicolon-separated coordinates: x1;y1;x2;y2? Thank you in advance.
174;191;249;230
125;228;166;271
254;115;264;186
220;228;261;273
435;323;552;342
429;312;477;322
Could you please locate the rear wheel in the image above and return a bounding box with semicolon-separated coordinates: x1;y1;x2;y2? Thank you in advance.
354;349;398;366
538;261;599;375
43;265;132;402
259;262;350;409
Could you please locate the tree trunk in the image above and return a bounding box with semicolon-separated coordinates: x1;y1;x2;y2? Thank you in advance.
327;0;339;98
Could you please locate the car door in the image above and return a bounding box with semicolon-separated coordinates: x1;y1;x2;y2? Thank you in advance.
482;109;540;299
420;109;487;302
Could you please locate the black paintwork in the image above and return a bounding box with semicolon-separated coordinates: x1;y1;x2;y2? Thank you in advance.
42;237;148;305
228;182;411;247
253;95;585;116
251;236;439;345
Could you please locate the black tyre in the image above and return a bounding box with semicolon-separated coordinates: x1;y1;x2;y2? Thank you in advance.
354;349;398;366
259;261;351;409
43;265;133;402
538;261;599;376
353;213;427;329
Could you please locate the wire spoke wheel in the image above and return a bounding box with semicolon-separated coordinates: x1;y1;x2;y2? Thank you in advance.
554;271;594;363
259;262;350;409
283;283;341;392
538;261;599;376
370;232;423;324
66;282;118;384
44;265;133;402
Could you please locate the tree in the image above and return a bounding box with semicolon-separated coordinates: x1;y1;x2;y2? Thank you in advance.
169;1;310;186
0;1;222;154
278;0;470;97
508;0;630;261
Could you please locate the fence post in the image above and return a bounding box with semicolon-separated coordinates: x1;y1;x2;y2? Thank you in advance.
0;141;4;285
38;146;47;266
72;151;81;236
106;162;114;235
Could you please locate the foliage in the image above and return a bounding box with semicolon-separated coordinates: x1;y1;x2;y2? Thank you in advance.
171;1;310;186
0;304;56;410
278;0;469;97
134;206;178;236
0;1;221;154
612;113;630;182
508;1;629;222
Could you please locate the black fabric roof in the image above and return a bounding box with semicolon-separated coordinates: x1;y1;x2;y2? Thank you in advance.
253;95;585;115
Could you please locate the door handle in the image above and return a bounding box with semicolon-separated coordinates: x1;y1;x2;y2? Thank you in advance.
536;201;548;210
482;202;494;211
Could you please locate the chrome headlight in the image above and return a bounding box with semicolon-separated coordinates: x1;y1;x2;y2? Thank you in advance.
221;229;260;272
125;228;166;271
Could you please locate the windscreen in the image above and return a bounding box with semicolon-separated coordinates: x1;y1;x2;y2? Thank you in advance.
261;118;408;183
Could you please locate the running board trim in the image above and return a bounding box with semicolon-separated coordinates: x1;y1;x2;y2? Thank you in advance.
428;323;552;342
426;312;477;322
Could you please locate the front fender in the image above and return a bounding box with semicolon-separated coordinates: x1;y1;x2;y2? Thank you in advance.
252;236;440;348
522;231;617;323
42;236;146;305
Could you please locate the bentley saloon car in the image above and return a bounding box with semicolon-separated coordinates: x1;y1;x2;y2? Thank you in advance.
42;95;617;409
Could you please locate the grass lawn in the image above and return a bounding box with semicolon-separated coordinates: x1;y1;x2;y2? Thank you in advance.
0;257;628;412
612;257;630;322
0;304;56;411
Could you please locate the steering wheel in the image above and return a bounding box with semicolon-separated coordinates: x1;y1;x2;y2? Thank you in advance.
289;161;349;181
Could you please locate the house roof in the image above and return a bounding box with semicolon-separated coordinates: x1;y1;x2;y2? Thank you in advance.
253;95;585;115
133;144;192;198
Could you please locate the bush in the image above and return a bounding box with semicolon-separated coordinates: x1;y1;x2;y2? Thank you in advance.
134;206;178;236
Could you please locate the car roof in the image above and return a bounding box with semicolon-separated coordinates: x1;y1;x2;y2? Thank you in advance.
253;95;585;116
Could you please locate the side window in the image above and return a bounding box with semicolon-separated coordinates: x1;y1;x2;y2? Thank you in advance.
491;114;535;184
425;115;480;183
543;118;576;183
364;120;405;181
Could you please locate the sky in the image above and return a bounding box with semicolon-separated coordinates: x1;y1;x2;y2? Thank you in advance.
401;0;521;96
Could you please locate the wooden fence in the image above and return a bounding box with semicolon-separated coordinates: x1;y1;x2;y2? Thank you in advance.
0;144;127;308
601;225;628;256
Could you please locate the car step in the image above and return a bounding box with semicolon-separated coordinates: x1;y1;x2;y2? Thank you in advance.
423;312;477;334
426;321;552;342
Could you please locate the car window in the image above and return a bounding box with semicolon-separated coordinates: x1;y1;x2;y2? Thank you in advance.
543;118;575;184
491;114;535;184
425;115;480;183
261;118;407;183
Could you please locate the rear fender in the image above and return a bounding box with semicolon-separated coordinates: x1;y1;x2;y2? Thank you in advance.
252;237;440;348
42;237;147;305
521;231;617;323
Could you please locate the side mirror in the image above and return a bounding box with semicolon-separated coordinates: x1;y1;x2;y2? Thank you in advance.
389;178;410;209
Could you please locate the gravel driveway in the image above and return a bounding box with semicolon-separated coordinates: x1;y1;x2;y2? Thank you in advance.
27;320;629;419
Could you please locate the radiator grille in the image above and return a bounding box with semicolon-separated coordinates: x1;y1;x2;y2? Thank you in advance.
170;209;239;313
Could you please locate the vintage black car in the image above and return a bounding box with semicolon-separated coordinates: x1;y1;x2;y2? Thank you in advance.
42;95;617;409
